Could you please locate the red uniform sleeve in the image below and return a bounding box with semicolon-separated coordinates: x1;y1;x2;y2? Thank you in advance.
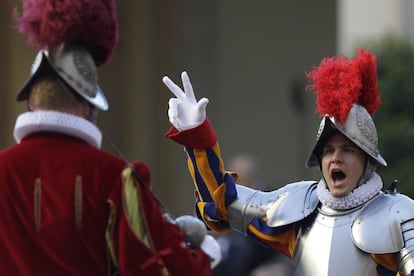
107;162;211;275
166;119;217;149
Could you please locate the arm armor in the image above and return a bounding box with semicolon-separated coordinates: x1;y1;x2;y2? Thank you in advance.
351;192;414;274
227;181;319;234
399;218;414;274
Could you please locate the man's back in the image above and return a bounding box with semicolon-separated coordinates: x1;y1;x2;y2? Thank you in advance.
0;131;125;275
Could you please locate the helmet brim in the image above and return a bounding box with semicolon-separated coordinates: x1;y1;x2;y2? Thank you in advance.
16;45;108;111
305;116;387;168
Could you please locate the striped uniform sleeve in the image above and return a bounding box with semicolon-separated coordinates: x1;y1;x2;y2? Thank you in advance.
166;119;297;253
167;119;303;258
185;144;237;231
185;143;297;255
166;119;237;231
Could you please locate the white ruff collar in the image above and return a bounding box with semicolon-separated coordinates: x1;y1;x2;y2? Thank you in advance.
317;172;383;210
13;111;102;149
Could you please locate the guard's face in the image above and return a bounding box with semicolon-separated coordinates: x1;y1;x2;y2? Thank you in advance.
321;134;367;198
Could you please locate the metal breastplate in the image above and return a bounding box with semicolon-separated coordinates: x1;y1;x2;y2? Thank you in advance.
293;204;377;276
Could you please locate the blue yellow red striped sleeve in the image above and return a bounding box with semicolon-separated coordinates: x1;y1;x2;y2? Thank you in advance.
166;119;237;231
166;120;298;255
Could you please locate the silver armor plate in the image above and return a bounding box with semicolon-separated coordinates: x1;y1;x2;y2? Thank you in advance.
228;181;318;233
228;180;414;274
352;192;414;253
294;204;377;276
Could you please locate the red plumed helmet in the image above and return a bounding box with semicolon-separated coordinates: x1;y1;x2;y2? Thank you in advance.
13;0;119;111
305;49;386;168
306;49;380;124
15;0;119;66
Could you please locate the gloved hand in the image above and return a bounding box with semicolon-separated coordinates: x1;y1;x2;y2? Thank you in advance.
162;71;209;131
175;215;207;248
170;215;222;268
200;234;222;269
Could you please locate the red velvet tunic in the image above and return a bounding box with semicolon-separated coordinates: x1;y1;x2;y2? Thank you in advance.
0;131;210;275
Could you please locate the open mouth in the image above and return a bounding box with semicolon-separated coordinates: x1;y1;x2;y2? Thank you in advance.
331;169;346;182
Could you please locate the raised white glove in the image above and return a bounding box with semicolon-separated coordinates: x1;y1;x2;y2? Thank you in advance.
162;71;209;131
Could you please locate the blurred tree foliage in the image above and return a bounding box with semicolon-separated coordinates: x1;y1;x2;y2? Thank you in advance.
362;36;414;197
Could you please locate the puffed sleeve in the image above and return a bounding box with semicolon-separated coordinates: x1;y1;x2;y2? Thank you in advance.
166;119;238;232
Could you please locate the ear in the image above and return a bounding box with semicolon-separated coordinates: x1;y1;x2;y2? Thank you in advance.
81;100;91;118
27;95;35;111
82;101;98;123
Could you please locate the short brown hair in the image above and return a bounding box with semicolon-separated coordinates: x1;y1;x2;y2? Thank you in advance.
27;72;98;122
28;72;84;112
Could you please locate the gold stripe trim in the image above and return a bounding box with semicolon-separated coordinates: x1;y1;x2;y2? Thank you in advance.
34;178;42;232
75;175;82;230
105;200;119;269
122;167;152;250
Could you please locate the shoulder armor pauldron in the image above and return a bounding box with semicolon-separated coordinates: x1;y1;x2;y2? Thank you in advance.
266;181;319;227
352;192;414;253
228;181;319;233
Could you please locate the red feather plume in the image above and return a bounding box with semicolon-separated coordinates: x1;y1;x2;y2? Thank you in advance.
306;49;381;124
13;0;119;67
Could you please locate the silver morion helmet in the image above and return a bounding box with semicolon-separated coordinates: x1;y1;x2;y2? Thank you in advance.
16;42;109;111
306;103;387;168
